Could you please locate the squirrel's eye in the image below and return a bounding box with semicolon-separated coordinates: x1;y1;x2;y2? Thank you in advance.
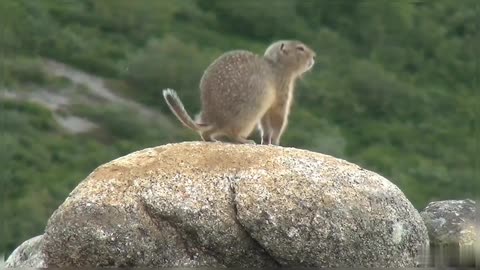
297;46;305;52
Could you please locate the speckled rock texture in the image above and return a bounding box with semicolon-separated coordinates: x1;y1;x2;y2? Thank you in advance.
42;142;428;268
420;199;478;267
421;199;477;245
5;235;46;268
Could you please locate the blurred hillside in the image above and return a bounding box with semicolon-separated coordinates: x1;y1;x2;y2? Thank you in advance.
1;0;478;255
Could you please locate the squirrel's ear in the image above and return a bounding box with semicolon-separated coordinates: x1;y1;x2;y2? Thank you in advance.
280;43;288;55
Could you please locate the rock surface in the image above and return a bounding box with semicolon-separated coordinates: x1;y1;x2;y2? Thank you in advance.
5;235;46;268
420;199;478;267
421;199;477;245
41;142;428;267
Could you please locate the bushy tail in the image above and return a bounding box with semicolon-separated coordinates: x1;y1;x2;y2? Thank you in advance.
163;88;203;131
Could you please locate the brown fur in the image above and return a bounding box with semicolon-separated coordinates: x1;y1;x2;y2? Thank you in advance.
163;40;316;145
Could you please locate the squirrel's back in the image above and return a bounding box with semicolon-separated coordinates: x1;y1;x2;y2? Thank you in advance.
199;50;274;126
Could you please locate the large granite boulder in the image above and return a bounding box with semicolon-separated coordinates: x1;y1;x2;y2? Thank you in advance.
15;142;428;267
420;199;478;267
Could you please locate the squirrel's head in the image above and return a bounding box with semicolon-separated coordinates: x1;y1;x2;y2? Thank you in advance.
264;40;316;76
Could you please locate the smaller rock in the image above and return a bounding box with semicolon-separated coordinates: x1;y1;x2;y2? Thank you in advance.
420;199;478;267
5;235;46;268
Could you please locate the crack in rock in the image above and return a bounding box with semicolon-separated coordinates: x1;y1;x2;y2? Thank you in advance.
228;175;282;267
141;199;226;267
141;202;197;261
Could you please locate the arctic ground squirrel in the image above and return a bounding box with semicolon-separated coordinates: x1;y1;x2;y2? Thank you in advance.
163;40;315;145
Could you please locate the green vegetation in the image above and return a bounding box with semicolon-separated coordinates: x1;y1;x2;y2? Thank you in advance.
1;0;478;255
